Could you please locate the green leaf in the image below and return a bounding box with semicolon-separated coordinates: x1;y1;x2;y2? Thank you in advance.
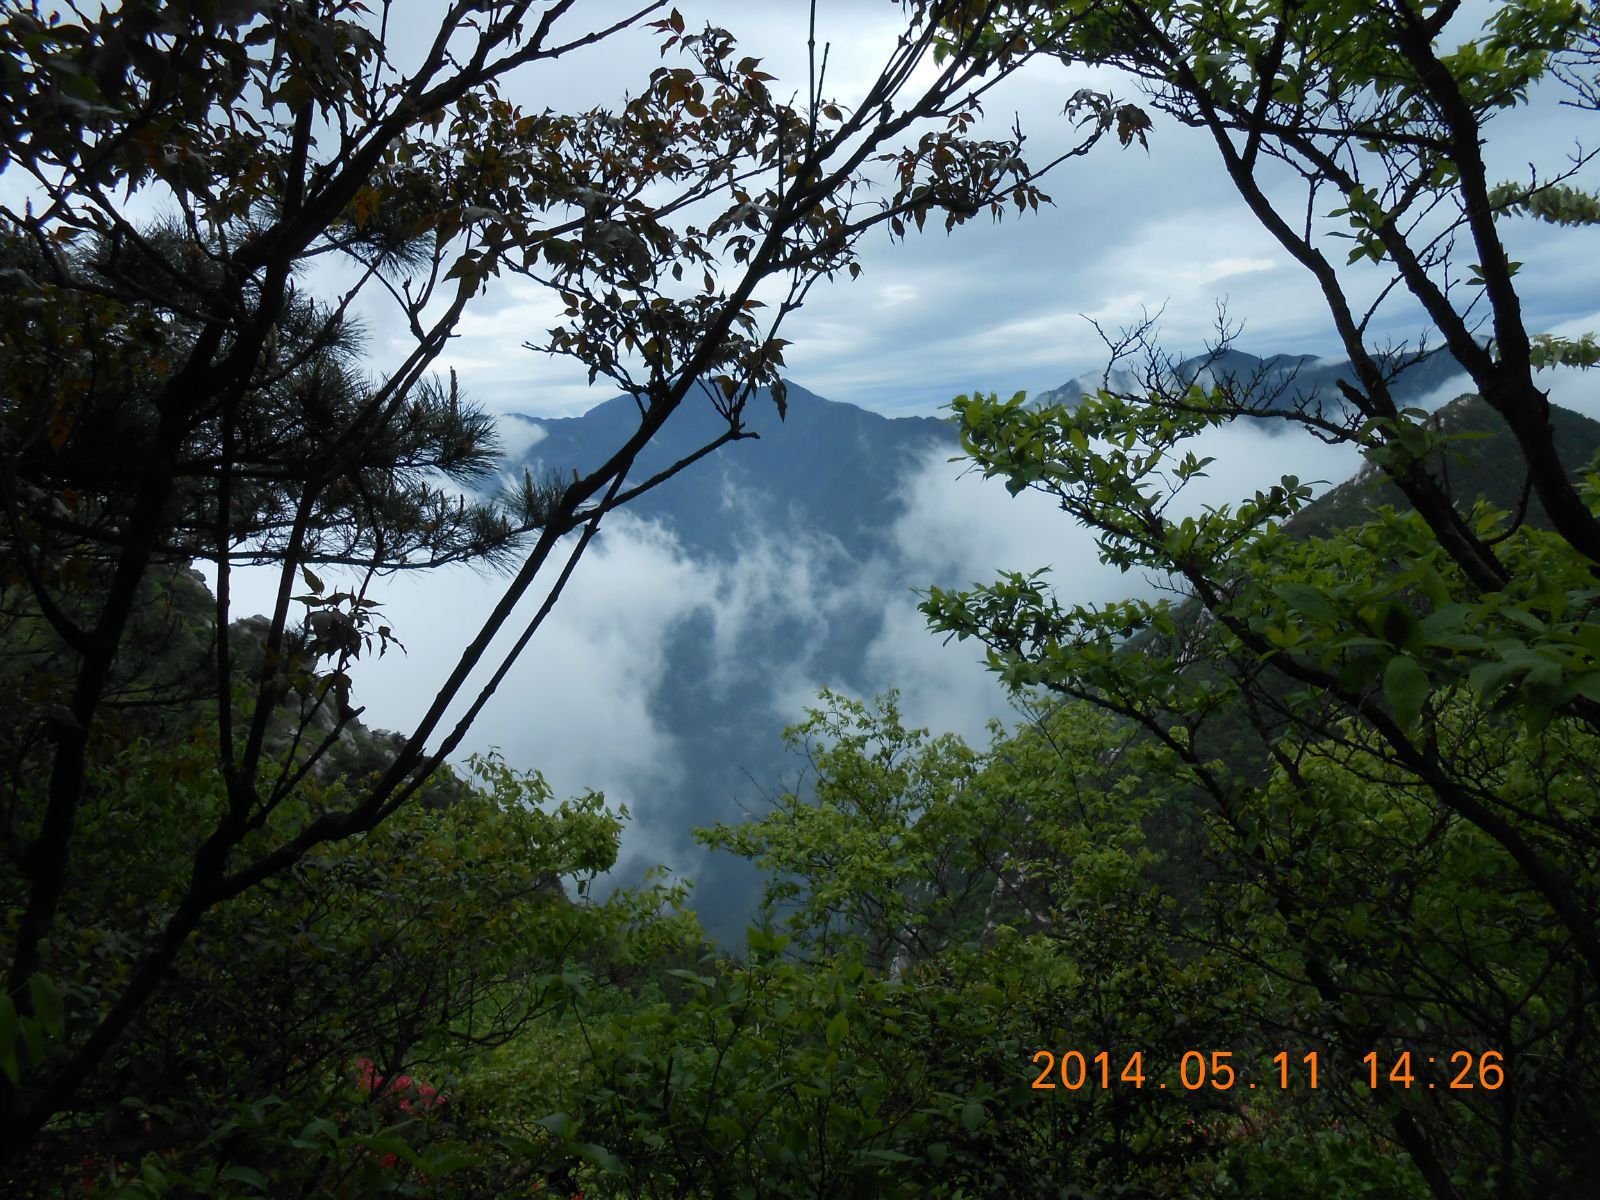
1419;603;1471;638
536;1110;577;1141
665;968;715;988
1277;582;1338;622
576;1142;625;1174
1384;655;1430;728
18;1011;43;1068
295;1116;340;1146
826;1011;849;1048
218;1165;269;1191
1469;658;1522;701
28;973;64;1042
140;1156;170;1189
417;1149;485;1176
1419;567;1452;609
864;1148;916;1163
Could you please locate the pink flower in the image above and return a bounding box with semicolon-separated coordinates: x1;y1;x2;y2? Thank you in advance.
354;1056;446;1112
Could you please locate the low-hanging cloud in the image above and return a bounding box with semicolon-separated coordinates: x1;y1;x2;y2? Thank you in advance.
201;401;1411;938
864;419;1367;738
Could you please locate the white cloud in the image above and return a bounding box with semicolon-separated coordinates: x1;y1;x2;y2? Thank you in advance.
493;413;548;463
199;398;1392;931
210;505;948;885
1209;257;1278;280
1408;372;1477;414
1537;365;1600;422
853;420;1363;741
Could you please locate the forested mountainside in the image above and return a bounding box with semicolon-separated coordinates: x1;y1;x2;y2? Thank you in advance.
1289;395;1600;539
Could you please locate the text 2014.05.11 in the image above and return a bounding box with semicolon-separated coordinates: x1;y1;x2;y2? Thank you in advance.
1029;1049;1505;1092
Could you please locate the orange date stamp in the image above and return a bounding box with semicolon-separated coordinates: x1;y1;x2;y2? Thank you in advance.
1029;1050;1505;1092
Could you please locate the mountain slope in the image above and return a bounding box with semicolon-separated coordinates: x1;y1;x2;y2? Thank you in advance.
504;382;953;560
1289;394;1600;538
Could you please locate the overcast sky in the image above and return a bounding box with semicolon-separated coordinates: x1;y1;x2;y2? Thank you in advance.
11;2;1593;413
395;0;1600;420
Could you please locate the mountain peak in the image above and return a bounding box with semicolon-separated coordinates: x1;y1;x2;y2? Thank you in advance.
501;381;953;559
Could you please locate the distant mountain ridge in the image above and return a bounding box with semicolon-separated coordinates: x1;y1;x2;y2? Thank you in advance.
1032;347;1469;415
496;384;959;933
499;351;1472;544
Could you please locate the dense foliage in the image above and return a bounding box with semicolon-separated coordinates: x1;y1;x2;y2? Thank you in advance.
5;0;1600;1197
918;0;1600;1195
